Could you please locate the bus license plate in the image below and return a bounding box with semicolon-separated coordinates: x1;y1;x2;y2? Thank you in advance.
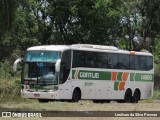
34;94;40;97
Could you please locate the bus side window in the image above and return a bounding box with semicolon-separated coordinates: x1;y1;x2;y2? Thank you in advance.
130;55;135;70
72;51;84;68
118;54;129;69
108;53;118;69
101;53;108;68
147;56;153;70
79;51;86;67
135;56;141;70
95;54;102;68
140;56;147;70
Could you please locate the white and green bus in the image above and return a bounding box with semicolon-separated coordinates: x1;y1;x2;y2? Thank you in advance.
13;44;154;103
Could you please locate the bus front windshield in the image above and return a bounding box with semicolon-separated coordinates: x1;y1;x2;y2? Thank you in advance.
25;51;61;62
22;51;61;85
23;62;58;85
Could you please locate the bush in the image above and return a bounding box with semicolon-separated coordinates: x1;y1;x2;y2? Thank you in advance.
153;89;160;100
0;59;23;103
0;60;13;78
0;78;22;102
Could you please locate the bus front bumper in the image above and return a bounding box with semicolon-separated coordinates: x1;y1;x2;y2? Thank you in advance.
21;90;59;99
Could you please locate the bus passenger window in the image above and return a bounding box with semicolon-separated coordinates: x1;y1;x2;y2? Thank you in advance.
118;54;129;69
140;56;147;70
135;56;141;70
129;56;135;70
147;56;153;70
101;53;108;68
95;55;102;68
108;53;118;69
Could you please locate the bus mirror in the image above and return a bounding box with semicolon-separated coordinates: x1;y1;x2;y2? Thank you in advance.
13;58;23;75
55;59;61;72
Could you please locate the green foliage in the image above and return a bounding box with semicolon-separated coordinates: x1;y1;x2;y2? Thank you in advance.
117;38;129;50
153;37;160;89
0;60;13;78
1;0;160;55
0;0;16;38
153;90;160;100
154;37;160;62
0;78;21;103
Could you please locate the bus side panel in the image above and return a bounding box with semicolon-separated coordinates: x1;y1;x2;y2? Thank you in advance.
58;81;72;99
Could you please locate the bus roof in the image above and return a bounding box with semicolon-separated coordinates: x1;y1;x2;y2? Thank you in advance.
27;45;70;51
27;44;153;56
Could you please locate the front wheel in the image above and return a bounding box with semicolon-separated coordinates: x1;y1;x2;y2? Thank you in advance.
72;89;81;102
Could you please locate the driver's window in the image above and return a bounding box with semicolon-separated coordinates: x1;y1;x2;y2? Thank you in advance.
59;50;71;84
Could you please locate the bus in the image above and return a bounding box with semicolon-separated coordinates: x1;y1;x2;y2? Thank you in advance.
13;44;154;103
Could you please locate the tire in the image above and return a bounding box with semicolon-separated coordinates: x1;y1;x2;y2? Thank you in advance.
124;89;132;103
133;90;140;103
72;89;81;102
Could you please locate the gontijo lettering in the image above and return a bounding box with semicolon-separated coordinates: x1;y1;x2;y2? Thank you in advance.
80;72;99;79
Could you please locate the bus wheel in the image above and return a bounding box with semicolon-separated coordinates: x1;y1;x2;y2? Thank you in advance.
72;88;81;102
133;90;140;103
124;89;132;103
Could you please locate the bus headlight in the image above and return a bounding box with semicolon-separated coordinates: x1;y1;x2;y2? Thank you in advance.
24;85;29;90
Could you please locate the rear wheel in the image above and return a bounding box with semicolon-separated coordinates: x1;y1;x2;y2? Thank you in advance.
72;88;81;102
133;90;140;103
124;89;132;103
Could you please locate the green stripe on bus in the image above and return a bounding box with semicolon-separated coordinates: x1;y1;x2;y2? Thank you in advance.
72;70;154;82
72;70;111;80
72;70;76;79
130;73;154;82
114;82;119;90
117;72;123;81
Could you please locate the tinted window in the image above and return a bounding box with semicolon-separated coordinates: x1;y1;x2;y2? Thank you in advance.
72;51;81;68
140;56;147;70
72;50;153;71
73;51;101;68
118;54;129;69
108;54;118;69
147;56;153;70
135;56;141;70
59;50;71;84
101;53;108;68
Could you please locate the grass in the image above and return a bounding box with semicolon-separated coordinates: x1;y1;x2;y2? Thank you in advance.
0;77;24;103
153;89;160;100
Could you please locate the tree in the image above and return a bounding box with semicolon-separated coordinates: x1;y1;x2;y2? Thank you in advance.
119;0;160;51
0;0;16;38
